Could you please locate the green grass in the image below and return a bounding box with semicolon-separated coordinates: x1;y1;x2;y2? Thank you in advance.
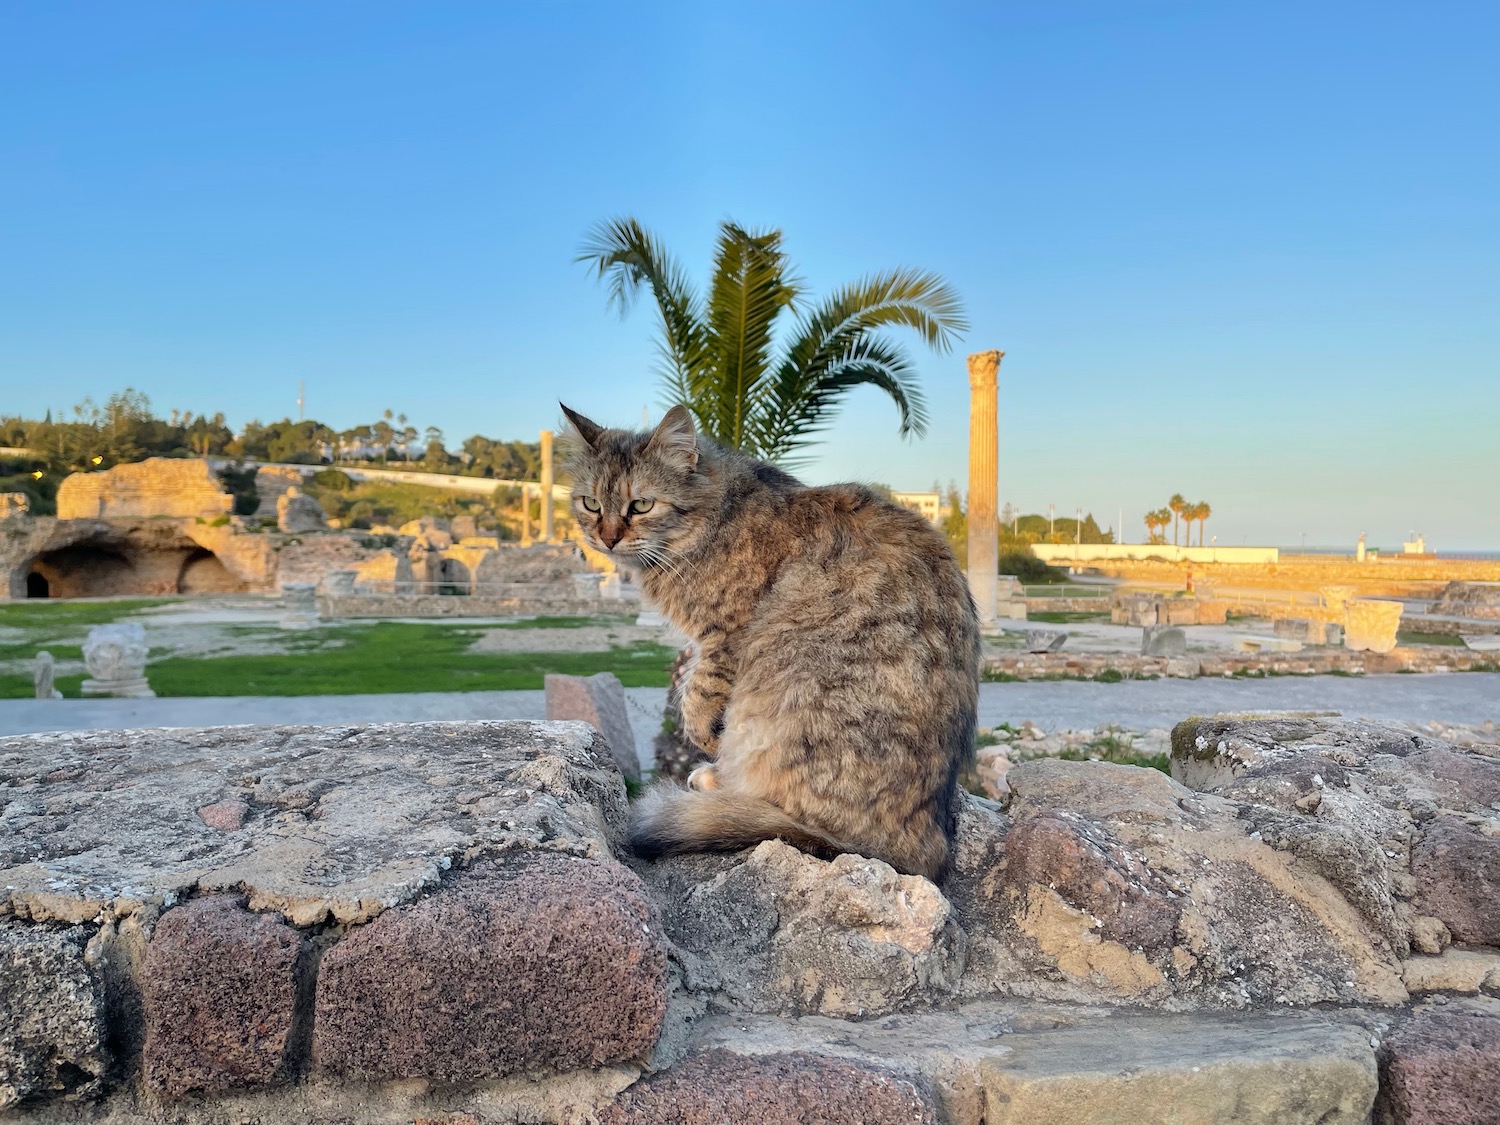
0;620;677;698
0;597;175;630
1058;731;1171;775
1028;610;1111;624
0;597;175;666
1397;630;1466;647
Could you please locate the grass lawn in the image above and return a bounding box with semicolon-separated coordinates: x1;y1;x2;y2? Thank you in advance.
0;620;676;697
1397;630;1467;647
0;597;176;667
1028;610;1112;624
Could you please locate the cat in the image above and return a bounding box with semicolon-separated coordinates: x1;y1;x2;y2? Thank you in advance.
560;403;981;882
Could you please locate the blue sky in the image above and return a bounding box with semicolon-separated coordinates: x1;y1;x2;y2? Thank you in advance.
2;2;1496;547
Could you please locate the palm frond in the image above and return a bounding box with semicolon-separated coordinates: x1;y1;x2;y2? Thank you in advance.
752;332;929;465
576;217;708;401
700;223;799;448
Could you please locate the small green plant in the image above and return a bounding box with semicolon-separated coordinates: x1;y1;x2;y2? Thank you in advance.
1094;667;1124;683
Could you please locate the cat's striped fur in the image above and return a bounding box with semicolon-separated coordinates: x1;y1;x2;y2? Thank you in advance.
560;404;980;881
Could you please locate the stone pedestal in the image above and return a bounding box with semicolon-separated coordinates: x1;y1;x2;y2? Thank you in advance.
80;623;155;698
279;583;320;630
967;350;1004;630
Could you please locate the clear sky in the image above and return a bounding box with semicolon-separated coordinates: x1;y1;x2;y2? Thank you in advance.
2;2;1496;548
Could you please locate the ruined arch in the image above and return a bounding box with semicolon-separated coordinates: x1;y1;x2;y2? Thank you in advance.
25;570;50;599
177;548;246;594
27;543;138;599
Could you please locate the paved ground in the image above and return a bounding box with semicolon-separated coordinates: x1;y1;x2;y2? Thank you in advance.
3;674;1496;772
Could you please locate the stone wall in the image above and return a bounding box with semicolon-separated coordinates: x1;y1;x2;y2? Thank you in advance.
1072;556;1500;598
984;646;1500;681
319;589;604;618
56;458;234;520
3;716;1499;1124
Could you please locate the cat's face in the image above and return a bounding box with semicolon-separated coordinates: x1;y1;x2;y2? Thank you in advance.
560;404;707;569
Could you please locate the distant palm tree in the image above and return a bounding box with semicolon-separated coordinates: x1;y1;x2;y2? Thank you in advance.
1195;500;1212;546
1168;493;1187;547
578;217;967;465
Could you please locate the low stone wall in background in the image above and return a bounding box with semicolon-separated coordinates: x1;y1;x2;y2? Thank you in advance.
985;646;1500;681
318;591;606;618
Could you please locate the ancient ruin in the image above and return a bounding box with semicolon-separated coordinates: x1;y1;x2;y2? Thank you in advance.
1;714;1496;1123
1;458;606;610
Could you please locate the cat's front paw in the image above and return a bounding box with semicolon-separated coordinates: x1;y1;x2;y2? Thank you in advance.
681;695;724;755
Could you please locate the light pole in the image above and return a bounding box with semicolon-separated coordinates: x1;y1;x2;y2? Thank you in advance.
1048;503;1055;542
1075;506;1083;547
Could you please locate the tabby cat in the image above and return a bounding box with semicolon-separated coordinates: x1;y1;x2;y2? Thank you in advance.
560;404;980;881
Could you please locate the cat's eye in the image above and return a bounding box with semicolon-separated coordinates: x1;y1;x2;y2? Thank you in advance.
628;498;655;515
580;496;601;512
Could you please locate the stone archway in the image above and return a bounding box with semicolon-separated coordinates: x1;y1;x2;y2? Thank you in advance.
437;557;471;594
25;570;49;599
28;544;138;599
177;548;246;594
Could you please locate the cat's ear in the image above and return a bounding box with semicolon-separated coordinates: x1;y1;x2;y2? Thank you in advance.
560;403;605;450
646;404;699;471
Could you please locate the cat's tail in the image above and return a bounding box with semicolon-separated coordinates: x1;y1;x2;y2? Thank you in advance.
629;784;849;863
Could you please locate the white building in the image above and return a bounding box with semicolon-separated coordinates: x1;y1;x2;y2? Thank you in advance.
891;491;945;525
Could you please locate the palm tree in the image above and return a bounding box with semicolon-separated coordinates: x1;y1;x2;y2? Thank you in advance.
578;217;967;465
1195;501;1212;547
1168;494;1186;547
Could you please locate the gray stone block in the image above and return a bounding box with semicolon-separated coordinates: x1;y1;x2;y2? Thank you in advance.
0;720;627;929
1140;625;1186;656
976;1017;1376;1124
546;671;641;781
0;921;109;1109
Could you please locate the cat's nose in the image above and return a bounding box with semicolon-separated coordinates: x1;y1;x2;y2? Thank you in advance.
599;523;625;548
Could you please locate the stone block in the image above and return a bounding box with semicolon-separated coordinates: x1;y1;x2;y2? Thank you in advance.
1140;625;1186;656
1344;598;1403;653
55;457;234;520
0;720;627;928
1235;633;1304;654
985;758;1406;1007
141;896;307;1097
1024;628;1066;653
1401;948;1500;994
640;842;966;1019
0;921;109;1109
977;1017;1376;1125
1379;1011;1500;1125
545;671;640;781
314;853;668;1082
1275;617;1332;644
1413;817;1500;945
599;1049;938;1125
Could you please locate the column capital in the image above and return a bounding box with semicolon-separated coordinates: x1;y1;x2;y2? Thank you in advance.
967;350;1004;389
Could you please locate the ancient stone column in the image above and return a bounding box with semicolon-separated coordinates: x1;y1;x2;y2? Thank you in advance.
540;430;555;543
967;350;1004;629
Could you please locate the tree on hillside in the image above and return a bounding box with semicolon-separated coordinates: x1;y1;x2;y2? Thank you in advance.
578;217;967;465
